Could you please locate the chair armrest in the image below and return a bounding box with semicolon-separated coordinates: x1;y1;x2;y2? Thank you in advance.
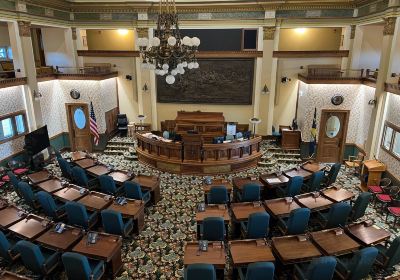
91;260;105;280
240;222;247;237
276;186;286;197
294;264;307;280
335;258;350;279
277;217;287;234
237;267;246;280
43;251;60;273
143;190;151;202
123;219;134;236
88;211;98;223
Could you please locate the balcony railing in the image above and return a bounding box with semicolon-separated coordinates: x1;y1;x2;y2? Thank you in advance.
36;64;118;81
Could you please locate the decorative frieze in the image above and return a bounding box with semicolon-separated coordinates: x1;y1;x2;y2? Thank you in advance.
263;27;276;40
136;28;148;38
18;21;31;37
383;17;396;36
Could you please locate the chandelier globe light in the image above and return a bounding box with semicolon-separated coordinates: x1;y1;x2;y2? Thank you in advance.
137;0;200;85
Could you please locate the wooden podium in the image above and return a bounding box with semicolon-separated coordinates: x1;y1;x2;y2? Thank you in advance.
360;159;386;190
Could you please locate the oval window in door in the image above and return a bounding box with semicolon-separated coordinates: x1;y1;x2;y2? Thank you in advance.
326;116;340;138
73;108;86;129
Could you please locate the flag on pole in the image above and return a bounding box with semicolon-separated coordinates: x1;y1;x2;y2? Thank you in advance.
89;101;99;146
309;107;317;156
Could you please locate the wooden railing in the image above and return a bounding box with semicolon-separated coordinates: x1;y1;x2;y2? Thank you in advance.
0;77;27;89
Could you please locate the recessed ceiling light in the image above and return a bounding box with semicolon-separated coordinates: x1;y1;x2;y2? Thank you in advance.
295;28;307;34
117;29;129;35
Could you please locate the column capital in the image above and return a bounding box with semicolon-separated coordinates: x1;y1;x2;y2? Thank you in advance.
71;27;77;40
18;21;31;37
263;26;276;40
136;28;148;38
383;17;396;36
350;25;356;39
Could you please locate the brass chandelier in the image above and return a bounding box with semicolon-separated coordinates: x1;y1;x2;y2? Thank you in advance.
137;0;200;85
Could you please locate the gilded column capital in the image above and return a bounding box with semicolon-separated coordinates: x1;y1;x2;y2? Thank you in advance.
18;21;31;37
263;26;276;40
71;27;77;40
136;28;148;38
383;17;396;36
350;25;356;39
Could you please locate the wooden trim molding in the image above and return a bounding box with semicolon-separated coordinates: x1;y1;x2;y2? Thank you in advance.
273;50;349;58
77;50;263;58
385;82;400;95
36;72;118;81
0;78;28;89
298;74;377;88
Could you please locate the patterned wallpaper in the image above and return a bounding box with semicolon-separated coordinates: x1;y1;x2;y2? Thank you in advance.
0;85;27;159
297;83;375;145
38;78;118;137
378;92;400;180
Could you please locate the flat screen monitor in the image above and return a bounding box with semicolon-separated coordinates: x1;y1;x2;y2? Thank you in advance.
24;125;50;155
226;123;237;136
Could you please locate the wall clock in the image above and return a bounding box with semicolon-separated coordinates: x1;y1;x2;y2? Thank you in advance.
331;95;344;106
70;89;80;100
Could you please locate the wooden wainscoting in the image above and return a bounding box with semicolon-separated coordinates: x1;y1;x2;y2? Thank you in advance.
105;107;119;135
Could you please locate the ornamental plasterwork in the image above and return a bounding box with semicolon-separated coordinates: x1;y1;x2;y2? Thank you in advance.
136;28;148;38
18;21;31;37
263;27;276;40
383;17;396;36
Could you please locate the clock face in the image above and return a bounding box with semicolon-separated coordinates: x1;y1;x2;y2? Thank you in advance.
331;95;344;106
70;89;80;100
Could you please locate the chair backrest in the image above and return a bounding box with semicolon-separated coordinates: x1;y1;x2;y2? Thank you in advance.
37;191;58;218
185;263;216;280
327;163;341;186
65;201;89;228
0;231;12;261
99;175;117;195
325;202;352;228
124;181;143;200
57;158;72;179
209;186;228;204
246;212;270;239
163;131;170;139
287;176;304;197
347;247;378;280
385;236;400;268
245;262;274;280
15;240;45;274
241;184;260;202
101;210;124;235
7;171;19;189
72;166;89;187
380;178;392;188
117;114;128;126
309;171;325;192
286;208;310;235
62;252;92;280
203;217;224;241
306;256;337;280
388;186;400;197
351;192;372;221
18;182;37;208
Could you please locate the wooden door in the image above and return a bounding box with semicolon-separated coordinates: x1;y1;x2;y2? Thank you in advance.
66;103;92;152
316;109;349;163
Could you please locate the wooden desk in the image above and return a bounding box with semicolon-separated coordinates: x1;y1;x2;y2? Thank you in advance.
77;191;113;212
8;215;50;240
86;165;110;177
108;171;133;185
0;200;8;211
0;206;26;228
264;198;302;218
196;205;230;223
284;168;312;179
229;239;275;267
346;222;391;246
107;199;145;234
310;228;360;256
75;158;97;169
131;175;161;204
301;162;326;173
134;123;151;132
295;193;334;211
184;241;226;269
0;271;32;280
73;233;123;277
232;177;264;191
36;178;65;193
203;179;233;194
35;225;83;251
53;185;87;202
27;170;51;184
321;187;355;203
231;202;266;221
259;173;289;189
272;235;321;265
71;151;87;161
360;159;386;190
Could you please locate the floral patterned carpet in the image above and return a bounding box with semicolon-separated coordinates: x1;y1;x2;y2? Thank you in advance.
2;137;399;279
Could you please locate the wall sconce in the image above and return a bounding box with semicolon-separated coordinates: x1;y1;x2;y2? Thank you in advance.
281;77;291;83
261;84;269;94
33;90;42;100
125;75;133;80
142;83;149;93
368;99;377;106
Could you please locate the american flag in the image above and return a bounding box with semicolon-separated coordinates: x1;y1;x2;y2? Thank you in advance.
89;101;99;146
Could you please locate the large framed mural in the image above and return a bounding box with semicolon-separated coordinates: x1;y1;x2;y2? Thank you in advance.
156;58;254;105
